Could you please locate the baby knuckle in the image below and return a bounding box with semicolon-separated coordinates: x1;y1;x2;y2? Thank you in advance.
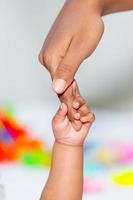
83;104;90;112
80;97;86;105
91;113;96;121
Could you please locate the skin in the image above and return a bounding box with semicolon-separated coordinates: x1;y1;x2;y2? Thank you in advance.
40;102;94;200
58;80;94;130
39;1;133;200
39;0;104;130
39;0;133;131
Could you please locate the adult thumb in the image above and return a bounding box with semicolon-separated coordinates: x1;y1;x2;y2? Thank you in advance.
52;42;84;94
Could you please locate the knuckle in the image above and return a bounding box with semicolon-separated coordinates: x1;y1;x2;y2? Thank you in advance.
75;95;85;106
38;50;52;69
79;107;87;116
91;113;96;122
84;103;91;112
84;47;93;59
38;52;44;65
79;97;86;105
42;51;51;67
93;113;96;121
59;63;74;76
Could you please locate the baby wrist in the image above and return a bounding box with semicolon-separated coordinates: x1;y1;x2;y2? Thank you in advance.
55;140;84;148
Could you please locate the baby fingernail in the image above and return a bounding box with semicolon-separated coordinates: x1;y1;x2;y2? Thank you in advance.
81;117;86;121
73;102;79;108
74;113;80;119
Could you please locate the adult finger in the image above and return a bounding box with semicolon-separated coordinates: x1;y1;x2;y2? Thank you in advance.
52;38;88;94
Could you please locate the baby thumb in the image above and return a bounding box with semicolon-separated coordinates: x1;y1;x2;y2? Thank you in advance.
55;103;68;122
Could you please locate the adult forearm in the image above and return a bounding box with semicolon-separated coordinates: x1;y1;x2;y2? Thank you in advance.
101;0;133;15
40;142;84;200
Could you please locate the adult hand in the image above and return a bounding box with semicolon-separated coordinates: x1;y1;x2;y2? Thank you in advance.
39;0;104;91
39;0;104;129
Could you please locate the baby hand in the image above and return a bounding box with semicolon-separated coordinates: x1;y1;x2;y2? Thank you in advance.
59;80;93;131
52;103;95;146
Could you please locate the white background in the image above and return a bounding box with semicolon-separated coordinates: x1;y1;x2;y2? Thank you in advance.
0;0;133;200
0;0;133;110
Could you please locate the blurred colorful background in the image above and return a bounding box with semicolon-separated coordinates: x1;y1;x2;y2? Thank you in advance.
0;0;133;200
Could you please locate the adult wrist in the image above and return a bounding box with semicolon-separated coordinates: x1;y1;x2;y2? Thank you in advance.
100;0;133;16
89;0;114;16
100;0;117;15
65;0;104;16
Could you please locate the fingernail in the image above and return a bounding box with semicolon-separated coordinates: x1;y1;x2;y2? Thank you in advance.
53;79;66;94
74;113;80;119
81;117;85;121
74;102;79;108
